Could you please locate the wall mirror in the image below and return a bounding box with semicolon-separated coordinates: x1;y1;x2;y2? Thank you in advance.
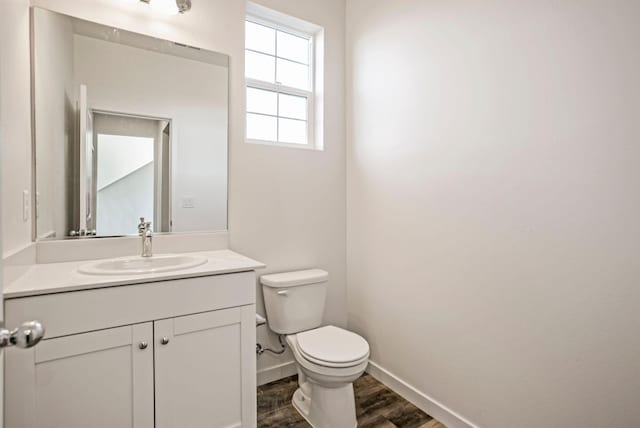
32;8;229;239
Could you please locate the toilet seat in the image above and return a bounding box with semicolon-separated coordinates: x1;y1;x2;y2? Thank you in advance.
286;334;369;381
294;326;369;368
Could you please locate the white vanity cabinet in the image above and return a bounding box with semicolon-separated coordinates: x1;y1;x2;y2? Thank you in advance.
23;323;155;428
4;271;257;428
155;307;255;428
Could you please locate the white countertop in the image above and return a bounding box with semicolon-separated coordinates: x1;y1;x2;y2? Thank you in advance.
4;250;265;299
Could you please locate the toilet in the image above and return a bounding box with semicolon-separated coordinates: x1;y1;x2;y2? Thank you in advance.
261;269;369;428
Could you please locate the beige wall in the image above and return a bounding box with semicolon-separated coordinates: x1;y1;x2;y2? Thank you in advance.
3;0;346;376
346;1;640;427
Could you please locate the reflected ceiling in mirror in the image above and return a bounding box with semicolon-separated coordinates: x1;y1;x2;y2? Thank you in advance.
32;8;229;240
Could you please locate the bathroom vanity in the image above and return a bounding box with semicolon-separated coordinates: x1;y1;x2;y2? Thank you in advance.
4;6;265;427
3;250;264;428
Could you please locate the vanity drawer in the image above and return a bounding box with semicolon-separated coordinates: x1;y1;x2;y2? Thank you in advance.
5;271;256;339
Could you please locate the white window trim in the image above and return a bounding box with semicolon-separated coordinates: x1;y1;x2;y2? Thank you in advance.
245;13;319;150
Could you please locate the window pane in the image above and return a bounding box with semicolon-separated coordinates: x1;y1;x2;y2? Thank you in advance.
245;50;275;83
277;31;309;64
247;113;277;141
276;58;309;90
279;118;307;144
247;87;277;116
246;21;275;55
279;93;307;120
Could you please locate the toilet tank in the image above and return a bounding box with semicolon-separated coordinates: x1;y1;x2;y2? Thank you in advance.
260;269;329;334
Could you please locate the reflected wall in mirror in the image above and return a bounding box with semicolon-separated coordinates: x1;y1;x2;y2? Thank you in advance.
32;8;229;239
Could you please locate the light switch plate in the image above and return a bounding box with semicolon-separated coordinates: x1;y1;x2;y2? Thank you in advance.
182;197;195;208
22;190;30;221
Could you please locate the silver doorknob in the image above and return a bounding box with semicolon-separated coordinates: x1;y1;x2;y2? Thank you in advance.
0;320;45;349
160;337;170;345
139;341;148;350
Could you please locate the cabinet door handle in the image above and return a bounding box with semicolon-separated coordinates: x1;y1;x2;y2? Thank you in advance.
138;341;148;350
160;337;170;345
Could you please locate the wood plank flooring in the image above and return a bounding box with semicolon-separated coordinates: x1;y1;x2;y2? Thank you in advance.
257;373;447;428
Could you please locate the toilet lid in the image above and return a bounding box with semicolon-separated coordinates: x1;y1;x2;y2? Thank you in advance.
296;326;369;365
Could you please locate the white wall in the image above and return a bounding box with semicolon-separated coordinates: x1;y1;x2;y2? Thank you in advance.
94;119;156;190
1;0;33;256
0;18;3;421
97;162;154;236
232;0;347;377
32;7;75;240
15;0;347;377
346;1;640;427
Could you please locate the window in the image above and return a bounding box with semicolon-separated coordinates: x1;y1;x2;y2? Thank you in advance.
245;17;315;148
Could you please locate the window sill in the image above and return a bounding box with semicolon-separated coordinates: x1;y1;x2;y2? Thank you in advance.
245;139;323;151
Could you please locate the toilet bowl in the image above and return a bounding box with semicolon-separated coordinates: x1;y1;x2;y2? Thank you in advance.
261;270;370;428
287;326;369;428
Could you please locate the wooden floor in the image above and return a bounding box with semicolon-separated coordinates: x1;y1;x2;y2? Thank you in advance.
257;373;447;428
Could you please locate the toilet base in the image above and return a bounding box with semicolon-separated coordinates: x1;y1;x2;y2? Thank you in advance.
291;383;358;428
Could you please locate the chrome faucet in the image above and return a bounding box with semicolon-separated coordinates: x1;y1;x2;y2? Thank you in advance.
138;217;147;236
138;218;153;257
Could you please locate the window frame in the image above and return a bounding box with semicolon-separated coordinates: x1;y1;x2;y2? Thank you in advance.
245;15;316;150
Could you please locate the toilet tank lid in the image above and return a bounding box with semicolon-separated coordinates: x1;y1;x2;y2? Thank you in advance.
261;269;329;288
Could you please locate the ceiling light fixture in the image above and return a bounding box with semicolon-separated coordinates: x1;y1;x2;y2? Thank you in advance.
139;0;192;15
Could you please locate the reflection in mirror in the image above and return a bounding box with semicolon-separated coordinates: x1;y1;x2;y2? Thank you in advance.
32;8;229;239
93;112;171;236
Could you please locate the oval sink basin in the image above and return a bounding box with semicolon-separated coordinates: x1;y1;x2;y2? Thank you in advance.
78;254;208;276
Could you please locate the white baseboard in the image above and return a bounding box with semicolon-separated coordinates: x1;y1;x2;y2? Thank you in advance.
256;358;480;428
366;361;479;428
257;361;297;386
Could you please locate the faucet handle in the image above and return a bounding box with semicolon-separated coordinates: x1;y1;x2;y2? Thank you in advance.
138;217;148;235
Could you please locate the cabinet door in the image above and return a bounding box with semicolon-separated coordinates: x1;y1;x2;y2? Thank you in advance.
5;323;154;428
155;305;256;428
